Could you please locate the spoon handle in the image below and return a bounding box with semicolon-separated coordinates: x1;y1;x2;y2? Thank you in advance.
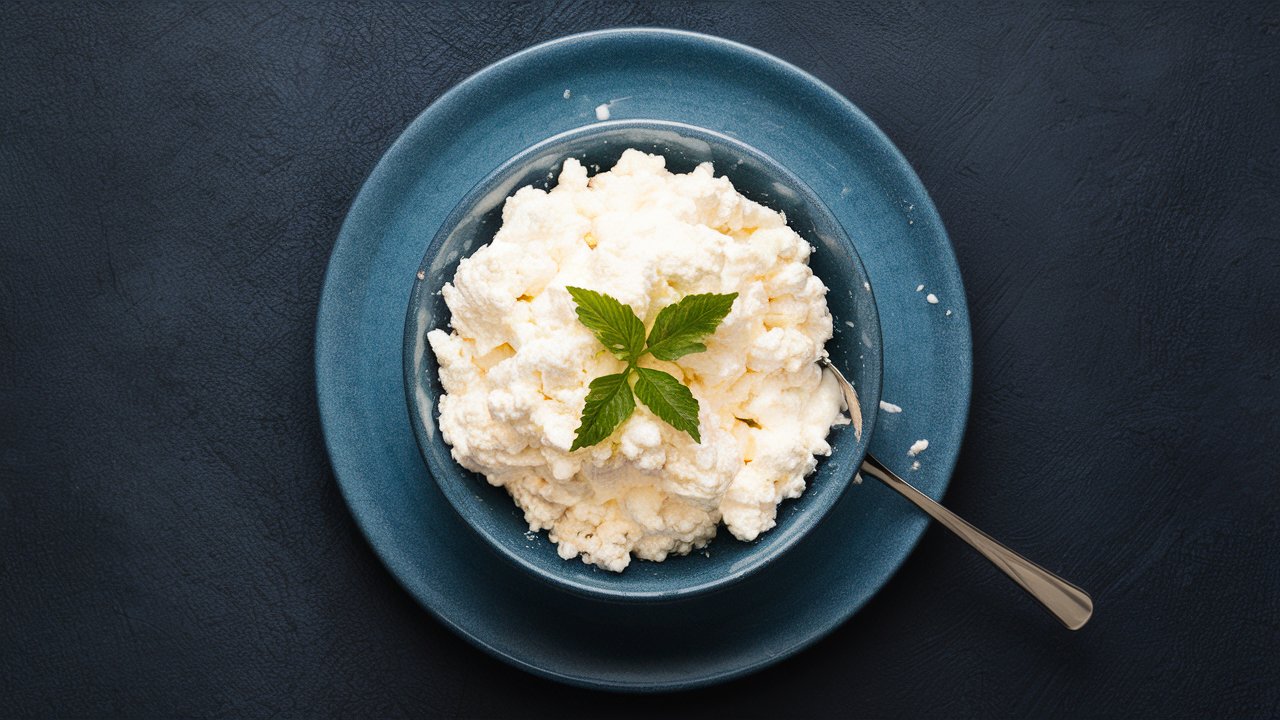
860;453;1094;630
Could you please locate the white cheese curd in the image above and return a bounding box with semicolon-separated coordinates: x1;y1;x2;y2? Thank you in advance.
427;150;846;572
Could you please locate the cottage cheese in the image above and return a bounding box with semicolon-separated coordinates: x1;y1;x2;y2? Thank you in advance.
427;150;846;572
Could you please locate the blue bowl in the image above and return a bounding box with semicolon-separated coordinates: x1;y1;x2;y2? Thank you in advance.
404;119;882;601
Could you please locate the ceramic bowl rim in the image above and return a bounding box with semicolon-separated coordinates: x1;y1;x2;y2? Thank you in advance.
402;118;883;602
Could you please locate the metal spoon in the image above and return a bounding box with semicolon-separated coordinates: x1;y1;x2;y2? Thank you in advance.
819;357;1094;630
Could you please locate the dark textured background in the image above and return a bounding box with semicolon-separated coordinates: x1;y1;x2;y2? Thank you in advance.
2;2;1278;717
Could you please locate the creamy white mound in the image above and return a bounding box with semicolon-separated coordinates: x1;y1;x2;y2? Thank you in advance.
427;150;847;572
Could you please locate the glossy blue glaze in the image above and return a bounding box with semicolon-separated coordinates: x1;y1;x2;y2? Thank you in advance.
403;120;883;601
316;28;971;691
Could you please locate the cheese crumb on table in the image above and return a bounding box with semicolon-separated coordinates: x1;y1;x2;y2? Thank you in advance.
926;293;939;304
879;400;902;414
907;439;930;457
595;103;610;120
427;150;846;572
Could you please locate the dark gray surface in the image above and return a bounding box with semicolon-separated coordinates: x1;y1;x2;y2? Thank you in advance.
2;2;1277;717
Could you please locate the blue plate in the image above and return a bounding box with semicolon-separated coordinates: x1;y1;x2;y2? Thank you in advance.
316;29;971;691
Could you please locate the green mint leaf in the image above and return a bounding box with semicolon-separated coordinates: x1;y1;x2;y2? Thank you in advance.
633;367;701;443
566;286;646;362
571;372;635;451
644;292;738;361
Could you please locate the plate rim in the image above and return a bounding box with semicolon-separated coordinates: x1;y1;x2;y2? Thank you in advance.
316;27;973;692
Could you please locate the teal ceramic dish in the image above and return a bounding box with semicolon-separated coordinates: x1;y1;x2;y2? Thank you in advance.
316;28;972;691
403;120;883;601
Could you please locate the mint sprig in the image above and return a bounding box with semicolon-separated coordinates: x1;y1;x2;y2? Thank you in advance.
566;287;737;450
